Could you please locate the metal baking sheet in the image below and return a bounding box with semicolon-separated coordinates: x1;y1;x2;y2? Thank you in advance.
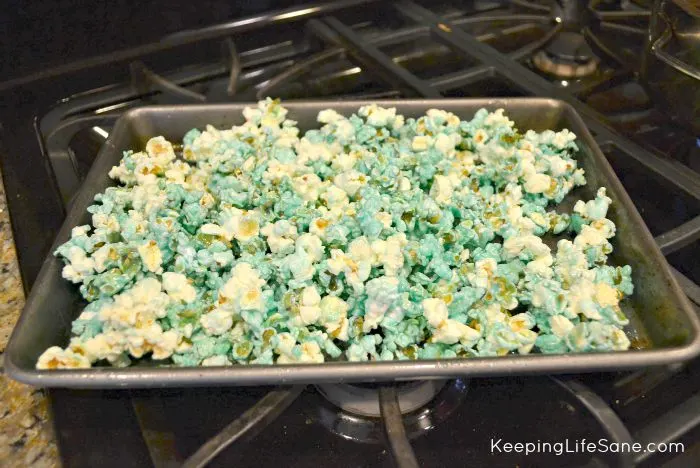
6;98;700;388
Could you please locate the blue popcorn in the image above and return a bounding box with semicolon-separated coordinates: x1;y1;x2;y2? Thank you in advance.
40;101;634;370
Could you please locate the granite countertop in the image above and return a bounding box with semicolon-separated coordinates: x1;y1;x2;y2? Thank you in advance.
0;169;60;467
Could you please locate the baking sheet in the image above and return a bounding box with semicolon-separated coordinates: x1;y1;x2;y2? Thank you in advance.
6;98;700;388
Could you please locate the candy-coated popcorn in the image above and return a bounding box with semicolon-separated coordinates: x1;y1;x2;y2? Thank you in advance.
39;100;633;369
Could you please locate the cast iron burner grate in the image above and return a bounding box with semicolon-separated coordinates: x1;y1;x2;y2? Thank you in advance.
48;370;700;467
2;0;700;467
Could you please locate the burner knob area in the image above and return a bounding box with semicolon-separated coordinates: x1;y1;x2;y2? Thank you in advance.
316;380;447;417
533;32;600;79
312;379;470;444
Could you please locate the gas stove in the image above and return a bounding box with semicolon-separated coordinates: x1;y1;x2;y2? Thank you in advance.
1;0;700;466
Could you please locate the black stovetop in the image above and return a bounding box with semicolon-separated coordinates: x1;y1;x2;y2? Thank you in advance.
2;1;700;467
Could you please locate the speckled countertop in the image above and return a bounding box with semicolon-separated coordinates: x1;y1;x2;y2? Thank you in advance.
0;169;60;467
